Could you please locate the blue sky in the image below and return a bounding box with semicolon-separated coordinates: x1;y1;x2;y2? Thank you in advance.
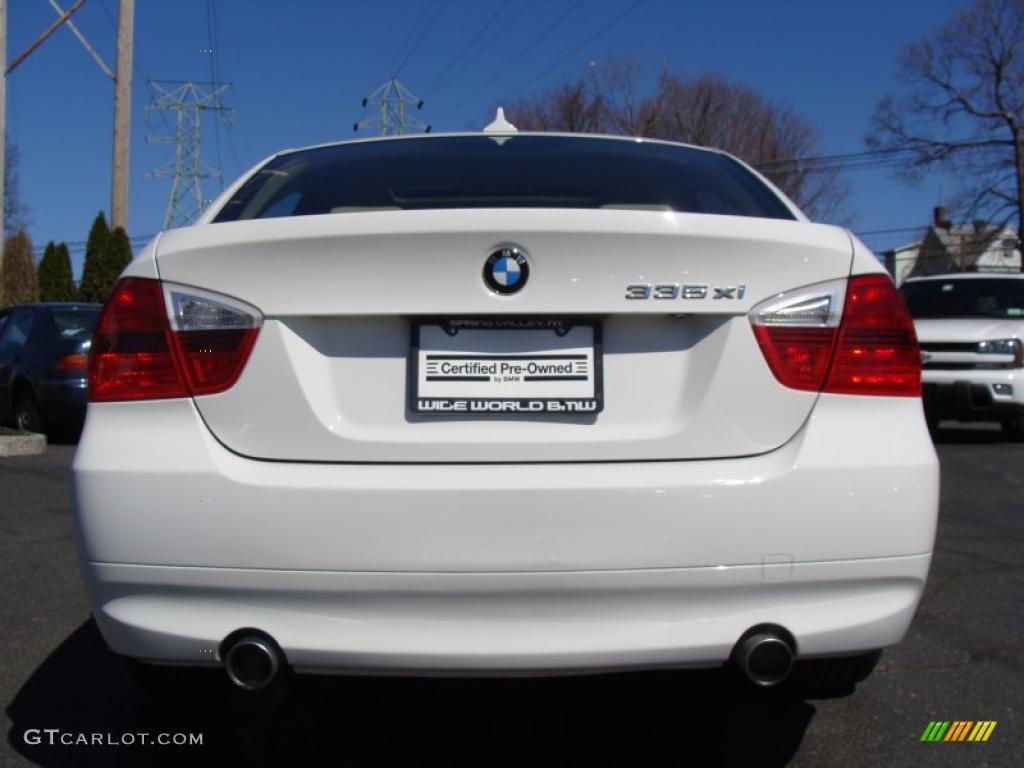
7;0;968;276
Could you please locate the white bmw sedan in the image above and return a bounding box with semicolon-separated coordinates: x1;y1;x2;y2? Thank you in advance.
73;127;938;693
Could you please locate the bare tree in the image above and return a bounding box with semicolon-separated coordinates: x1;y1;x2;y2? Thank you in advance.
4;145;29;238
867;0;1024;248
501;62;847;221
649;72;846;221
505;80;605;133
592;56;664;137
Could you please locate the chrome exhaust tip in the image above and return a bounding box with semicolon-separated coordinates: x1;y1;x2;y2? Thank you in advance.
224;635;281;691
734;630;795;687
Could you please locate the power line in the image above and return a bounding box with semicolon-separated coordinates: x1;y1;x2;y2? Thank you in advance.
222;113;244;176
746;139;1013;182
859;223;1021;257
199;0;245;177
206;0;225;188
769;159;901;176
855;219;1022;239
757;151;916;177
758;146;910;170
393;0;451;78
382;0;436;79
98;0;116;25
206;1;222;84
854;226;929;237
509;0;646;100
437;0;585;125
32;234;154;257
423;0;512;98
429;0;539;103
756;138;1008;172
867;235;1019;248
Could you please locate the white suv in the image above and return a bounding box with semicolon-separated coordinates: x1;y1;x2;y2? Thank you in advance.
73;131;938;694
902;273;1024;437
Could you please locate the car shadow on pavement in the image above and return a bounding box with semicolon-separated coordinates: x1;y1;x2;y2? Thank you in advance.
931;424;1016;444
8;619;819;767
42;423;83;447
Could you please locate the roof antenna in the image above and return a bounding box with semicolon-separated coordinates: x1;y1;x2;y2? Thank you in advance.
484;107;517;134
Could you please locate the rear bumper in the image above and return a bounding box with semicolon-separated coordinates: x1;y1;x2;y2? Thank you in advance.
87;555;930;674
73;394;939;673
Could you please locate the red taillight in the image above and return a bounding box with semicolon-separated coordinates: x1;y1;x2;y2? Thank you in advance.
89;277;260;402
89;278;187;401
751;274;920;397
823;275;920;396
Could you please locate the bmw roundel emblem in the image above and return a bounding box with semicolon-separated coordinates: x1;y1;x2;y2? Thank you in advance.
483;247;530;295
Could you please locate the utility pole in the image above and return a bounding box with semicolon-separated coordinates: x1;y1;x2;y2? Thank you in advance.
111;0;133;230
146;81;231;229
1;0;115;248
354;78;430;136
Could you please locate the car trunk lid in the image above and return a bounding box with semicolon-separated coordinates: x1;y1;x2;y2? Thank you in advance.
155;209;852;462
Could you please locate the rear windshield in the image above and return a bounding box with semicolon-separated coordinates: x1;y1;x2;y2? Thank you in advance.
901;278;1024;319
49;307;99;338
213;135;795;222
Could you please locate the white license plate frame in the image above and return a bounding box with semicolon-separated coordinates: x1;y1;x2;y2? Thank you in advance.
410;318;603;416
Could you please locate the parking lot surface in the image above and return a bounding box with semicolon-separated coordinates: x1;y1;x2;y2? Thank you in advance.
2;429;1022;766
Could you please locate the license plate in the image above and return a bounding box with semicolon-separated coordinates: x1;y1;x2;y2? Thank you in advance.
411;319;602;415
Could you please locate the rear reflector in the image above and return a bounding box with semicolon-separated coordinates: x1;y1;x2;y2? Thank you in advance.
751;274;920;397
57;353;89;371
89;278;260;402
752;326;838;391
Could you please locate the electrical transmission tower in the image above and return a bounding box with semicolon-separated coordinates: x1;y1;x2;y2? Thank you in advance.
146;81;232;229
354;78;431;135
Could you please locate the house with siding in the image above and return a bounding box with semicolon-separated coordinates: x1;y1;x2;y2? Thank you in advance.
884;207;1020;286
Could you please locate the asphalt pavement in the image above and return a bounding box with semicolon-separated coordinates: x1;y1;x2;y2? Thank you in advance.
1;428;1021;767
